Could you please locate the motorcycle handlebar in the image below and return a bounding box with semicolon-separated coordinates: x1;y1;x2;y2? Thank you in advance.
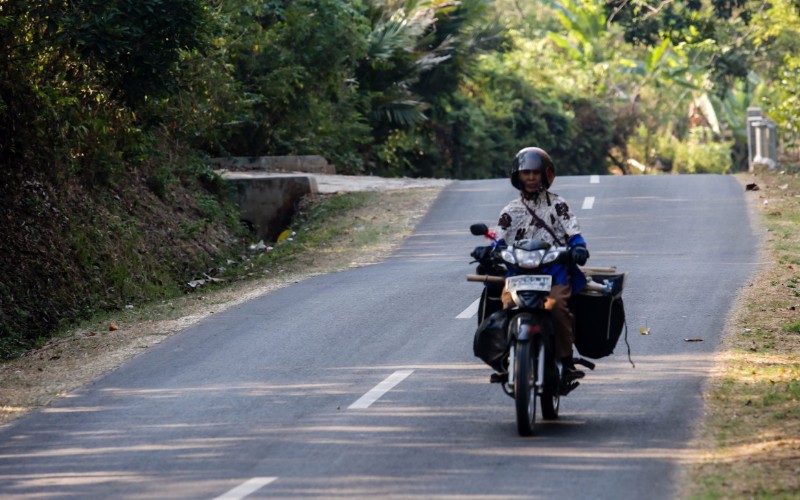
580;266;617;275
468;267;616;283
466;274;505;283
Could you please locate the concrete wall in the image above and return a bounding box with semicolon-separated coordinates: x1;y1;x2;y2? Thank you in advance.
222;172;319;242
209;155;335;174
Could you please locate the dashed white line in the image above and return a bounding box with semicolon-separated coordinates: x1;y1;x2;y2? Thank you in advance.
590;175;600;184
214;477;278;500
457;298;480;319
348;370;414;409
582;196;595;210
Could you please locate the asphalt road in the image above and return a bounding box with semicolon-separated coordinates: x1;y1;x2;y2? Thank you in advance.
0;174;759;499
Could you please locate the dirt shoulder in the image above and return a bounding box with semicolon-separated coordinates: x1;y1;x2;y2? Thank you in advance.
0;176;451;427
313;173;453;193
683;169;800;498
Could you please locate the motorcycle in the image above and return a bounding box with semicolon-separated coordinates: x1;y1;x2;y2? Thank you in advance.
467;223;623;436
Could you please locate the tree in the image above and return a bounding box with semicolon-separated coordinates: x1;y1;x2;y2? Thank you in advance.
207;0;371;169
59;0;212;106
749;0;800;159
355;0;506;177
0;0;211;176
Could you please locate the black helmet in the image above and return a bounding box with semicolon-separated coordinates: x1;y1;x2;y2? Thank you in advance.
511;147;555;190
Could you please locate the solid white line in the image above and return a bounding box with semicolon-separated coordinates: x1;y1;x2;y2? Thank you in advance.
348;370;414;409
214;477;278;500
590;175;600;184
582;196;595;210
457;298;480;319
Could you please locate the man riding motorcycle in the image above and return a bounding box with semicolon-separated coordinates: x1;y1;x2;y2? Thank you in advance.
489;147;590;384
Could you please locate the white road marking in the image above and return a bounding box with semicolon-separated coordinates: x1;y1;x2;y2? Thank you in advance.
590;175;600;184
348;370;414;409
582;196;595;210
214;477;277;500
457;298;480;319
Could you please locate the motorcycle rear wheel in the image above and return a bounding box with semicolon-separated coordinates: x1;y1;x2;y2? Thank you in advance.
514;341;536;436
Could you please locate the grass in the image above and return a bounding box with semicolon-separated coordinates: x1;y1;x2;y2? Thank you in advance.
0;186;443;426
686;165;800;499
218;190;419;279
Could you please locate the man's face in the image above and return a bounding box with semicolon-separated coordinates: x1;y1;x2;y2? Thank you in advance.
519;169;542;193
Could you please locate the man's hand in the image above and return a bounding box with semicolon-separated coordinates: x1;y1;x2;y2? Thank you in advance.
570;245;589;265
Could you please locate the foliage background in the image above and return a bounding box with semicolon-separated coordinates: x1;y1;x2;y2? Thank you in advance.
1;0;798;356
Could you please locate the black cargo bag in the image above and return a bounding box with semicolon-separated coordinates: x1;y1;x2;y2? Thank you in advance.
473;308;511;372
571;273;626;359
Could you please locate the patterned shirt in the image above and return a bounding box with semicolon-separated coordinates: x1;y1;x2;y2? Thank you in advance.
493;190;581;247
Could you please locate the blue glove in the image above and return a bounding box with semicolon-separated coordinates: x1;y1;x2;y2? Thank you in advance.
570;245;589;265
471;246;492;262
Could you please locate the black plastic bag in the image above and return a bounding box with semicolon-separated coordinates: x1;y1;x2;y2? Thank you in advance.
473;309;511;372
571;273;626;359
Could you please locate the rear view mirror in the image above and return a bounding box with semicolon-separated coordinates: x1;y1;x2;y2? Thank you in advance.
470;223;489;236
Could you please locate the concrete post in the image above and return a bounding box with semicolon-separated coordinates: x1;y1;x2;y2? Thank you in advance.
747;108;778;171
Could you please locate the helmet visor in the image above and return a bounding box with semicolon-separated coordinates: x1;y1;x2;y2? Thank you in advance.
518;153;543;172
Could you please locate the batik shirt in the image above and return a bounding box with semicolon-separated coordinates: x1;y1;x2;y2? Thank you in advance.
493;189;582;247
492;189;587;292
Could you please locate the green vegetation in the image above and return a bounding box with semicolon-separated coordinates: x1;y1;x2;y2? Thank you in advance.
1;1;799;362
0;0;798;490
245;191;399;269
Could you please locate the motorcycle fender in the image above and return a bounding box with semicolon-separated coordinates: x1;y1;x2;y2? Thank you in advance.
508;310;551;342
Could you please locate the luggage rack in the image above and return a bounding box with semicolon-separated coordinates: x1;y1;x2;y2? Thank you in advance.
580;266;624;297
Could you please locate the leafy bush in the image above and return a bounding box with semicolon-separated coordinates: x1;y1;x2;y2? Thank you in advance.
371;52;616;180
627;123;677;171
626;124;733;174
211;0;371;170
59;0;211;106
672;128;734;174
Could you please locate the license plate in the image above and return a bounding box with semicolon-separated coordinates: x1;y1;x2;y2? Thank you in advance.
506;275;551;292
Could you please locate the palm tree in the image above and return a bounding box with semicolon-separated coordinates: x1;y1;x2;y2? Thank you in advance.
357;0;504;136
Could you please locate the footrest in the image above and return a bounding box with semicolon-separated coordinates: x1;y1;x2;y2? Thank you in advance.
560;380;580;396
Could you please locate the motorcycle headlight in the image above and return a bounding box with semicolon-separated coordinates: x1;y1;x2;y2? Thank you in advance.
500;248;516;265
513;248;545;269
542;249;560;265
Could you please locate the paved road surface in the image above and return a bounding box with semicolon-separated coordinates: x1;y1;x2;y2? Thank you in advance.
0;174;759;499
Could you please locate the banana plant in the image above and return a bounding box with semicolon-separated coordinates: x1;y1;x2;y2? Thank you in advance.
545;0;609;66
542;0;627;94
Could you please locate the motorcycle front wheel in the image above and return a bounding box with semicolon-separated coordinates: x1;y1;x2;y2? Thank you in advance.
541;356;560;420
513;340;536;436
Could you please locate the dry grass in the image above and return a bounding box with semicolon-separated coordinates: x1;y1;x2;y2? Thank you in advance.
685;166;800;499
0;187;444;426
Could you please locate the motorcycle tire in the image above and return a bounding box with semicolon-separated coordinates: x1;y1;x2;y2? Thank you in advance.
513;341;537;436
541;356;560;420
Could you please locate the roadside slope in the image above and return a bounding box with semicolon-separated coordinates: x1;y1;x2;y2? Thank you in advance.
0;180;449;426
